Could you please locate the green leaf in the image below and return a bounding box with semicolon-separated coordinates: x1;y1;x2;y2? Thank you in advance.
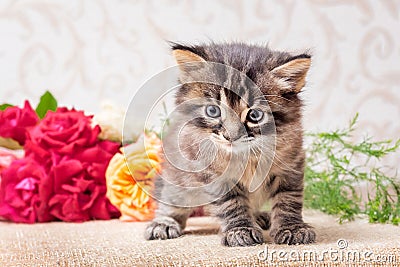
0;104;13;111
35;91;58;119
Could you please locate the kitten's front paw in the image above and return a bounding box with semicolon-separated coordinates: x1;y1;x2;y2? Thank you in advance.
145;217;182;240
271;224;316;245
222;226;264;247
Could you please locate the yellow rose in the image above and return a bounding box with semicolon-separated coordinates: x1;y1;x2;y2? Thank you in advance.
106;133;162;221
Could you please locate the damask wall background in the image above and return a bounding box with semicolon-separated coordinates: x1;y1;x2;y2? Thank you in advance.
1;0;399;164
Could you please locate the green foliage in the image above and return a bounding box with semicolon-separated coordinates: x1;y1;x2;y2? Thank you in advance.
0;104;13;111
35;91;58;119
304;113;400;225
0;91;57;118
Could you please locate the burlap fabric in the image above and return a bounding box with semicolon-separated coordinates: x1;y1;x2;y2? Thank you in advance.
1;211;399;266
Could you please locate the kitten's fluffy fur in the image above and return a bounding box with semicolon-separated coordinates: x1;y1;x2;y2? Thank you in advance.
145;42;316;246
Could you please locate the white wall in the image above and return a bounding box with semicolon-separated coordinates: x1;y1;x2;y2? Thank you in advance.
1;0;399;164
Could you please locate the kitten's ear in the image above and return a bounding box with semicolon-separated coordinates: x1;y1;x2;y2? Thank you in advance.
172;49;206;66
271;54;311;93
171;45;208;83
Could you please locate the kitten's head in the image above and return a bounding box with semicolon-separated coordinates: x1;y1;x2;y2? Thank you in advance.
170;42;310;154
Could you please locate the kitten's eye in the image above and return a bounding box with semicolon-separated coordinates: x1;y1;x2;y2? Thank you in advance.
205;105;221;118
247;109;264;123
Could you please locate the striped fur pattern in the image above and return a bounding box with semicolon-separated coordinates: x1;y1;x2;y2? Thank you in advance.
145;42;316;246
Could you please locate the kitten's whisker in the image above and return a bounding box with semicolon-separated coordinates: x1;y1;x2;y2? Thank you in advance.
273;155;303;174
164;139;206;155
256;99;285;108
253;94;293;104
267;100;285;108
256;148;300;174
251;140;302;174
263;94;294;103
198;141;215;160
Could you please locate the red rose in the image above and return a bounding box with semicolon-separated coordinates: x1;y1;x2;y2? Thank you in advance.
0;101;39;145
37;140;120;222
26;108;100;156
0;106;121;223
0;156;46;223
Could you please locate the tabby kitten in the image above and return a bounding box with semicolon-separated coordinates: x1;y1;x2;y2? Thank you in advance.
145;42;316;246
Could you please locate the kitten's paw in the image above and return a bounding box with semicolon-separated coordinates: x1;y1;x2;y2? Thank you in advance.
222;226;264;247
255;211;271;230
145;217;182;240
271;224;316;245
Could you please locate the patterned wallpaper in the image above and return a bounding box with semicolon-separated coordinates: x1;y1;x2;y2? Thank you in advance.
1;0;399;164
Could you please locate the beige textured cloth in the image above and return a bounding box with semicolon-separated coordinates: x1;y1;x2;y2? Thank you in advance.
0;210;399;267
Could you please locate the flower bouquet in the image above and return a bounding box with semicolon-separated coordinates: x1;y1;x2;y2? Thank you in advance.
0;92;161;223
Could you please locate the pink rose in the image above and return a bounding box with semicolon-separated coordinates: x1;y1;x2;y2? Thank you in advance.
36;140;121;222
0;101;39;145
26;108;100;156
0;156;45;223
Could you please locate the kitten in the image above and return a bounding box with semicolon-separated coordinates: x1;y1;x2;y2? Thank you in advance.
145;42;316;246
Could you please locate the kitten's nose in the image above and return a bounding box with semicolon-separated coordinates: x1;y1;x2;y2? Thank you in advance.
222;133;240;142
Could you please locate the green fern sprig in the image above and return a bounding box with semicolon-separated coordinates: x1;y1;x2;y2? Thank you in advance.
304;114;400;224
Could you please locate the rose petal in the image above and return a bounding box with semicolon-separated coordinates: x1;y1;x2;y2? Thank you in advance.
15;177;38;191
52;159;83;186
